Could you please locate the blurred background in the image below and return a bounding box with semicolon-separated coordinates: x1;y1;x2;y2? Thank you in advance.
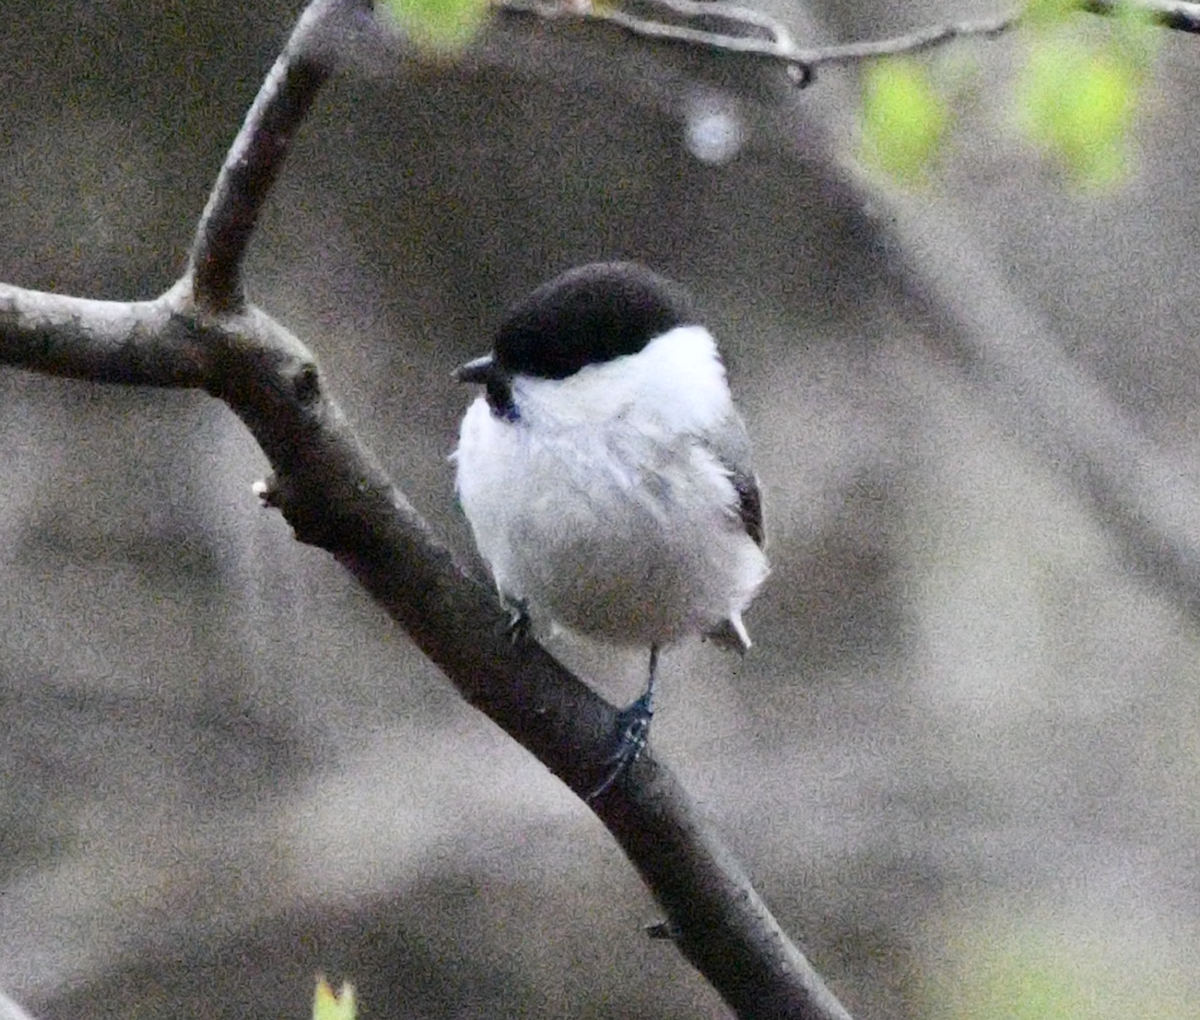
2;0;1200;1017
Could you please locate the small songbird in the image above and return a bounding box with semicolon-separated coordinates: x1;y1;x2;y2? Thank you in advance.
452;262;768;793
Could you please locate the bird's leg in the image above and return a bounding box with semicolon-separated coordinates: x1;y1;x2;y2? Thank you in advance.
636;644;659;720
587;645;659;801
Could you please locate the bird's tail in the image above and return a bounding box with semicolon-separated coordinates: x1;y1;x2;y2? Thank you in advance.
704;613;751;653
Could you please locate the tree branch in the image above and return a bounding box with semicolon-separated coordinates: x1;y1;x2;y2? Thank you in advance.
188;0;344;312
0;282;202;386
0;2;852;1018
497;0;1200;82
1083;0;1200;31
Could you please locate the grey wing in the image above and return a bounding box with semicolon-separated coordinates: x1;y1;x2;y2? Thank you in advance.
731;469;765;548
705;409;766;548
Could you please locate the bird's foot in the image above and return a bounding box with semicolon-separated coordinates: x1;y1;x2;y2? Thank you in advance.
586;690;654;802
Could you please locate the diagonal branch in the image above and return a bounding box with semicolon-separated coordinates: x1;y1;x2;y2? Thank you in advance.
0;275;855;1020
0;2;852;1018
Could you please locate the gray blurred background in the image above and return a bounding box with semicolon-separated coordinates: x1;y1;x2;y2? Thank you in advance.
2;0;1200;1017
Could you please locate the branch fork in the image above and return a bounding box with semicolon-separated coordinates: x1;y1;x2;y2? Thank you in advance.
0;1;856;1017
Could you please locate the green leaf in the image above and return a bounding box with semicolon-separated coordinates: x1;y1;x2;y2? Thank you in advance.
859;58;949;183
381;0;491;54
1014;5;1157;187
313;977;356;1020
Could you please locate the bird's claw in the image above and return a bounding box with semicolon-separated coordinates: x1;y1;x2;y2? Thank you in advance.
586;691;654;802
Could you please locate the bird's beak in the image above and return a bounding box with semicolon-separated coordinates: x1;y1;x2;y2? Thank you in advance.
454;354;496;385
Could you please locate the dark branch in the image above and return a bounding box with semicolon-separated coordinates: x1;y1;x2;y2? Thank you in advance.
0;2;854;1018
0;281;205;387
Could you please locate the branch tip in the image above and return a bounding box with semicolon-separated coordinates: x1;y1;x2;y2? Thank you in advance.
189;0;347;309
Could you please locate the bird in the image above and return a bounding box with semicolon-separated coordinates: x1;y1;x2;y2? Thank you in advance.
452;261;768;796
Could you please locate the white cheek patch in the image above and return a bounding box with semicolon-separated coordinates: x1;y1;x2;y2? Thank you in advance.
454;398;515;508
513;325;733;434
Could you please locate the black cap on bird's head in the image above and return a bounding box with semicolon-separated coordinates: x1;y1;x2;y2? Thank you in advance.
492;262;696;379
455;263;697;412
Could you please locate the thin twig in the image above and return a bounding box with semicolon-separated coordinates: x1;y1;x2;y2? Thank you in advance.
498;0;1200;81
1083;0;1200;31
189;0;351;312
